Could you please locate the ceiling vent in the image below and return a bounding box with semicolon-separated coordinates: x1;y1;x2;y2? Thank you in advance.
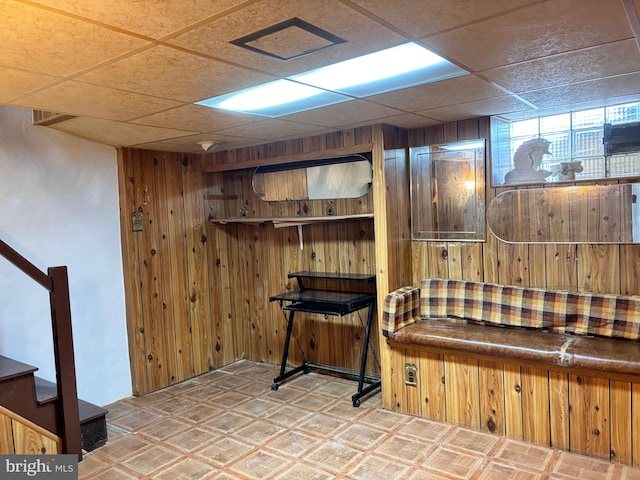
230;17;346;61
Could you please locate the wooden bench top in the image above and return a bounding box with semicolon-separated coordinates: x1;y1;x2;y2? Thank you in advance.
391;319;640;376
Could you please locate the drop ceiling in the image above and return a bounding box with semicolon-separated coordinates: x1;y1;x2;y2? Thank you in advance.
2;0;640;153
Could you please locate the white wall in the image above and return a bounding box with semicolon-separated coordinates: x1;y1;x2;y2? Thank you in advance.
0;105;131;406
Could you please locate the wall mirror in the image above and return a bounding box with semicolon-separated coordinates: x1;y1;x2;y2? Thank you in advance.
410;139;485;241
487;184;640;243
252;154;372;201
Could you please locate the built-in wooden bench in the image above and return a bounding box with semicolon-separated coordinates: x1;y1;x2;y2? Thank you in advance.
382;279;640;466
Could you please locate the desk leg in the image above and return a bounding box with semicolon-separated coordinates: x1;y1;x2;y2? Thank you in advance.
351;301;381;407
272;310;308;390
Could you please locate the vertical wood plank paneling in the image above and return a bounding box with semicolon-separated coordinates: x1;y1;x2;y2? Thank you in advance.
444;355;480;428
503;364;523;440
578;244;620;293
620;245;640;295
479;360;504;436
632;383;640;466
418;350;445;421
117;149;147;395
12;421;58;455
165;155;196;377
549;370;569;451
405;348;421;416
0;413;14;454
183;155;213;375
521;366;550;446
569;374;610;460
135;150;169;392
610;380;632;464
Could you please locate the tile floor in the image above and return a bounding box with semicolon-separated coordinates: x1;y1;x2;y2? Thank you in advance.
79;360;640;479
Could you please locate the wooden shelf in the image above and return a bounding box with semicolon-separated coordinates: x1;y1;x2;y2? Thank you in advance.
207;213;373;228
201;144;373;173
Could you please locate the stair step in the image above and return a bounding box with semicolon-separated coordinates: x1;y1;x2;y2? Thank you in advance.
34;377;109;452
0;355;37;382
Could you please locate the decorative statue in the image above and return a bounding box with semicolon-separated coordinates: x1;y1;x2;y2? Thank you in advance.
553;161;584;180
504;138;552;184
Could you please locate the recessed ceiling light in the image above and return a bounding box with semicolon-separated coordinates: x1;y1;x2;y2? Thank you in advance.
196;42;468;117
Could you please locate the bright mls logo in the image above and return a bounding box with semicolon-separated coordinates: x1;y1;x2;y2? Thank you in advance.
0;455;77;479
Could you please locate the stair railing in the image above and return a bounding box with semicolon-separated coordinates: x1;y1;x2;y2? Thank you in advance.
0;238;81;459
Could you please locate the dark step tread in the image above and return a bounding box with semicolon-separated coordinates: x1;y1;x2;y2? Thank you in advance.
34;377;108;423
0;355;38;382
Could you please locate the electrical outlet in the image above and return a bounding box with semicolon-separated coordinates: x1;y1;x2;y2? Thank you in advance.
405;363;417;386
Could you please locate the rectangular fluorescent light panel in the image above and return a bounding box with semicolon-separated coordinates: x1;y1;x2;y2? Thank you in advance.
196;42;468;117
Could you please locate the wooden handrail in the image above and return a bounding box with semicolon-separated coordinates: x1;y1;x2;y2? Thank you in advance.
0;239;81;460
0;239;51;290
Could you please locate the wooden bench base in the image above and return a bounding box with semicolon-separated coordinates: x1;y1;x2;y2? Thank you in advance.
386;340;640;466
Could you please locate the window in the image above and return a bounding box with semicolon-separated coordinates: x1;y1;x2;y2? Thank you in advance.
491;102;640;186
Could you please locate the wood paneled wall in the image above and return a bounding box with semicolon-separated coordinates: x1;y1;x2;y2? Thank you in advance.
118;128;379;395
377;117;640;465
407;118;640;295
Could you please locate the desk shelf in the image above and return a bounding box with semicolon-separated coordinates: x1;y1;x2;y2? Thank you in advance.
269;271;381;407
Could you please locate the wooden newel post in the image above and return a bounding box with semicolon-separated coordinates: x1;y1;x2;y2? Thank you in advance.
48;266;82;460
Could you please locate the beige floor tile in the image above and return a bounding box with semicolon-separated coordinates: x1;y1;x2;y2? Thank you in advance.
273;462;335;480
84;466;142;480
108;408;166;432
293;391;339;410
233;418;287;445
398;416;453;442
443;427;500;456
334;423;389;450
420;447;484;479
359;407;412;431
495;439;554;471
228;449;291;479
80;360;640;480
137;416;193;441
264;404;313;427
374;434;433;464
552;451;614;479
297;412;348;438
163;427;222;452
153;457;219;480
195;436;255;467
265;430;320;457
233;397;282;417
201;411;254;434
92;433;153;463
346;454;411;480
306;440;363;473
478;461;543;479
122;444;183;476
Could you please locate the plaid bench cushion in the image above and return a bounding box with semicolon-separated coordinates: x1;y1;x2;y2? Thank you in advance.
382;279;640;340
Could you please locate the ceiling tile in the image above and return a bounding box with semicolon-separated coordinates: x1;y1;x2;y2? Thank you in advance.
167;0;405;78
519;72;640;110
373;113;441;129
483;40;640;93
419;96;534;123
214;118;331;140
425;0;633;71
280;100;402;127
75;46;275;102
15;81;184;121
28;0;248;39
0;1;147;77
349;0;539;37
48;117;198;147
131;105;259;132
368;75;505;112
0;67;59;103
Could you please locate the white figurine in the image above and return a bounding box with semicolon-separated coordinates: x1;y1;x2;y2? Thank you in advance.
504;138;552;184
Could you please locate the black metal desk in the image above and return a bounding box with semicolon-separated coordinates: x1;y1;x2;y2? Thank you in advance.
269;271;381;407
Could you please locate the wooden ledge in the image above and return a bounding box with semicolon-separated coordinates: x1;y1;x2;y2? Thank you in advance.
391;319;640;377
